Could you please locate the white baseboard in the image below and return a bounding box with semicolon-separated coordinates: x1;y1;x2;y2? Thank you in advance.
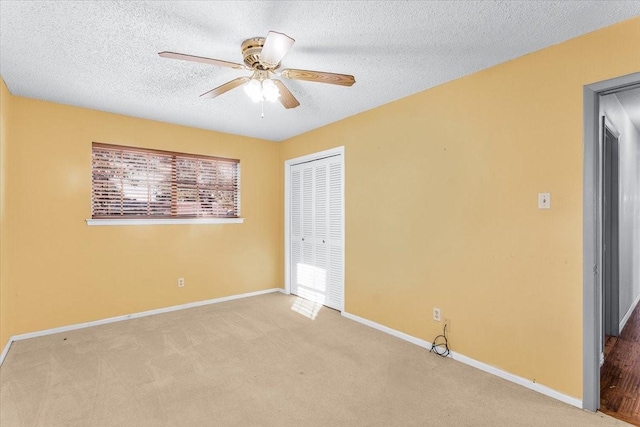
0;288;280;366
341;311;582;409
342;311;433;350
451;350;582;408
619;292;640;333
0;339;12;366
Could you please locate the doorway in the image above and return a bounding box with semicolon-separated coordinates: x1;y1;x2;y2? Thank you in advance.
284;147;345;312
583;72;640;415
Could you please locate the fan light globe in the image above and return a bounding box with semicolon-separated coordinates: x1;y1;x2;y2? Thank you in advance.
262;79;280;102
243;78;280;103
243;79;263;102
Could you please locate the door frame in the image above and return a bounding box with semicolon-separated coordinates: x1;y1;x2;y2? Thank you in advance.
583;72;640;411
284;146;345;308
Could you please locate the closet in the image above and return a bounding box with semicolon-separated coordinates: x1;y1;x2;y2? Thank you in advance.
288;151;344;311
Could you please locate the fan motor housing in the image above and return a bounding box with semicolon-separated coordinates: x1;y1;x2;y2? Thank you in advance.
241;37;278;70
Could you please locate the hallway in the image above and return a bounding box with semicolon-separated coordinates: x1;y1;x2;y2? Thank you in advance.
601;302;640;426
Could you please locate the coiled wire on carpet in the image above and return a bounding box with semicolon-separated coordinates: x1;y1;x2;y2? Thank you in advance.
430;324;450;357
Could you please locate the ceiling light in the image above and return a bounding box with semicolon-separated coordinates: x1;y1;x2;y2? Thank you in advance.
243;78;280;103
243;79;263;102
262;79;280;102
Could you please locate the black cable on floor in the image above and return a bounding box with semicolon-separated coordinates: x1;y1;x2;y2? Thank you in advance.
430;324;450;357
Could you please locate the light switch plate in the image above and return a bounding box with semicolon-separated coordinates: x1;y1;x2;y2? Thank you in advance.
538;193;551;209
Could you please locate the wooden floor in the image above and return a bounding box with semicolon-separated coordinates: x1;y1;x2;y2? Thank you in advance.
601;302;640;426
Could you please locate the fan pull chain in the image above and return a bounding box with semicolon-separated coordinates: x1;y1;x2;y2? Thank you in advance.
261;99;264;119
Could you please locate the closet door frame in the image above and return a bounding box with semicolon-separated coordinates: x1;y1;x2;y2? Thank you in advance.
284;146;345;311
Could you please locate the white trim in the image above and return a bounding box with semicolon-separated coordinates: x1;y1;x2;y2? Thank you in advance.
285;146;345;167
284;146;345;312
342;311;432;350
620;292;640;332
0;288;279;366
86;217;244;226
0;339;12;366
452;351;583;408
342;311;583;409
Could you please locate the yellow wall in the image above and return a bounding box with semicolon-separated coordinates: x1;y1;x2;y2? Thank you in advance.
5;94;283;337
280;17;640;398
0;79;11;350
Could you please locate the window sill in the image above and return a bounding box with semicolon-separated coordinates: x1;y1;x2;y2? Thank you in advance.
86;218;244;226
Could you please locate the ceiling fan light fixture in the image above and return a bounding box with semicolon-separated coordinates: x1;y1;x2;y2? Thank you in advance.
262;79;280;102
243;78;280;103
243;79;263;102
160;30;354;111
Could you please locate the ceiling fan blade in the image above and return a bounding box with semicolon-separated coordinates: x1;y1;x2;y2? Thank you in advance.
280;69;356;86
200;77;250;99
273;80;300;109
280;69;355;87
260;31;295;67
158;51;248;70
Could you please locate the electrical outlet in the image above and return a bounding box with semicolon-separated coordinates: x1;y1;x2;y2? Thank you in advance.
444;318;451;333
177;278;185;288
433;307;441;322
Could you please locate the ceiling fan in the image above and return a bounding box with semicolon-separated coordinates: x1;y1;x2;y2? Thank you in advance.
159;31;355;111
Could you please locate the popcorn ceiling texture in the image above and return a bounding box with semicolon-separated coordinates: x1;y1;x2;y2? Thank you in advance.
0;1;638;141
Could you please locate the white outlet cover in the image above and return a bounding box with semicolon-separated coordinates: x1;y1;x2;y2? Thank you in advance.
538;192;551;209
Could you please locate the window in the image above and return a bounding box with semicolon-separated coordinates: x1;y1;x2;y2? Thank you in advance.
91;142;240;220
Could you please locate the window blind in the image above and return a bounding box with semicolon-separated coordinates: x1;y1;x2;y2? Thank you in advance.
92;142;240;219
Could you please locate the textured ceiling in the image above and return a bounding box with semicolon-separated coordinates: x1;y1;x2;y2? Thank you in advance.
1;1;639;141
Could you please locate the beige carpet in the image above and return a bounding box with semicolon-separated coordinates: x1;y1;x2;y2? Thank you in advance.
0;293;628;426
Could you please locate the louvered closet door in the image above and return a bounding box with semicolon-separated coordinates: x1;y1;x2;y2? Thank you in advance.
289;155;343;311
325;157;343;310
290;167;303;297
